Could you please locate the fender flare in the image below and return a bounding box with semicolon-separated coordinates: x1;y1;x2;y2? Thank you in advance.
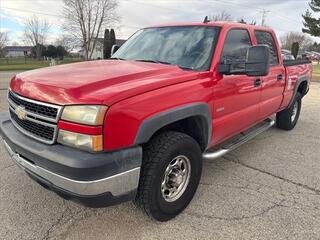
134;103;212;147
288;75;309;108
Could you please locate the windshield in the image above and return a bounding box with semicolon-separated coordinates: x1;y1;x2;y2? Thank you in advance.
113;26;220;71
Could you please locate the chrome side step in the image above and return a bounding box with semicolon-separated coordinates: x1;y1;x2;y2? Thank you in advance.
202;118;275;160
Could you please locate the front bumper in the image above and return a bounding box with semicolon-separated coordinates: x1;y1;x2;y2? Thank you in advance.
0;112;142;207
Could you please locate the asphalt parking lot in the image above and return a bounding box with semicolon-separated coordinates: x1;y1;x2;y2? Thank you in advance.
0;71;320;240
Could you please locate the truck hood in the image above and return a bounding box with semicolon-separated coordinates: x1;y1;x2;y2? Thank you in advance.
10;60;199;105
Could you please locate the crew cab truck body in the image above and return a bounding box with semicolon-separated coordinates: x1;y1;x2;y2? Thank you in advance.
0;21;312;221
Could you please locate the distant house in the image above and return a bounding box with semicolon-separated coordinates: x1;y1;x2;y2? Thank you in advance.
3;46;32;57
80;38;126;59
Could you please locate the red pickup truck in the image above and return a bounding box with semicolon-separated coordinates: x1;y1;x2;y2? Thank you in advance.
0;21;312;221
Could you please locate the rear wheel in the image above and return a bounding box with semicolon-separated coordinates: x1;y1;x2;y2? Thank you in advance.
135;131;202;221
276;92;302;130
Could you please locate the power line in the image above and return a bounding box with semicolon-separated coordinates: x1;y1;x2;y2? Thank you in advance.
130;0;303;25
122;0;179;12
204;0;302;25
1;0;307;25
0;6;62;18
0;6;140;29
1;1;305;32
1;1;303;26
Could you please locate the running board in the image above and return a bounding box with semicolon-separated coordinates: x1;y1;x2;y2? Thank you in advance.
202;118;275;160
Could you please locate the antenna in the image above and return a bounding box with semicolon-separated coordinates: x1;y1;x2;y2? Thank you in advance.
203;16;210;23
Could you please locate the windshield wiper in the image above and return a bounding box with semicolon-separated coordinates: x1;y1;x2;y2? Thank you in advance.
109;57;126;60
135;59;195;71
135;59;172;65
177;65;194;71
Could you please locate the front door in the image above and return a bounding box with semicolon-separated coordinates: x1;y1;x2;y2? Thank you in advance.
211;28;261;145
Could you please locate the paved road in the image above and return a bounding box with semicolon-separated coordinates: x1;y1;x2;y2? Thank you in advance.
0;71;320;240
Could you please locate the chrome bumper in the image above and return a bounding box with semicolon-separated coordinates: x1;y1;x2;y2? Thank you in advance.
2;138;140;197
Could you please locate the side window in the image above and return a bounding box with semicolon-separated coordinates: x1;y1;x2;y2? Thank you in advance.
220;29;252;62
255;31;279;65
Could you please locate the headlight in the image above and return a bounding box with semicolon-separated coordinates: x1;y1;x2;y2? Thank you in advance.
57;130;103;152
61;105;108;125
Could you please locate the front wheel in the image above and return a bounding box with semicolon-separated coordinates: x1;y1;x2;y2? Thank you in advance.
134;131;202;221
276;92;302;130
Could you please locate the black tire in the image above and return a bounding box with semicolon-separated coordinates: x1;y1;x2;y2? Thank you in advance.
276;92;302;130
134;131;202;221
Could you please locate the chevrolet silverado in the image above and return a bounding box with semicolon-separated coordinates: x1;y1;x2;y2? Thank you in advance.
0;21;312;221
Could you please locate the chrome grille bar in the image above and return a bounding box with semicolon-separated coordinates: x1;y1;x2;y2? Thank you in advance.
8;90;63;123
7;90;62;144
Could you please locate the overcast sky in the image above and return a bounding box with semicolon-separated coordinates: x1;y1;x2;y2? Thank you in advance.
0;0;316;46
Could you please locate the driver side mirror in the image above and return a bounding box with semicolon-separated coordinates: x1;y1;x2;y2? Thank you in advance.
111;45;120;56
218;45;270;77
245;45;270;76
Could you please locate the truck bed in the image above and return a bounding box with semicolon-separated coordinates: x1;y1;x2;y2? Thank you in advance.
279;60;312;110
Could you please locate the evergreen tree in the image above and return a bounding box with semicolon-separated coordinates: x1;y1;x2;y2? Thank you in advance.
291;42;300;59
45;45;57;58
110;29;116;48
56;45;67;60
302;0;320;36
103;29;111;59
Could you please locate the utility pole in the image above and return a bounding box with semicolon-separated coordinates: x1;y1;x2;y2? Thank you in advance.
260;9;270;26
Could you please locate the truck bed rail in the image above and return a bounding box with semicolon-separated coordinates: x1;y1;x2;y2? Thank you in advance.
283;59;312;67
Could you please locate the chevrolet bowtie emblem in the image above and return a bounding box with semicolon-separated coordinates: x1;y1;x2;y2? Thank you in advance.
15;106;27;120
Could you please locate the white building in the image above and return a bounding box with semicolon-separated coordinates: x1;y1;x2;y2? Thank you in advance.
91;39;104;59
80;39;126;59
3;46;32;57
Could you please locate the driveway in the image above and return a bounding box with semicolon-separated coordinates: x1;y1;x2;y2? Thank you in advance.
0;71;320;240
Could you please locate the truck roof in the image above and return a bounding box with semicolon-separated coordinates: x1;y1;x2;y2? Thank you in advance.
147;21;273;32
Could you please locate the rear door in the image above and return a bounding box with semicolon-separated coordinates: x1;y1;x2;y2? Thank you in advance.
212;28;261;145
254;30;285;119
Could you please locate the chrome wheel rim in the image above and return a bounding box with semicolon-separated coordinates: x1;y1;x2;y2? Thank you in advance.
161;155;191;202
291;102;298;122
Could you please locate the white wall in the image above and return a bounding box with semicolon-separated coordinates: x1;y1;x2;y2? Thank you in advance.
5;50;30;57
79;42;105;59
90;42;103;59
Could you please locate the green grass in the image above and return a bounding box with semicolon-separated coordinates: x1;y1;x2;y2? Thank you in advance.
312;63;320;81
0;58;83;71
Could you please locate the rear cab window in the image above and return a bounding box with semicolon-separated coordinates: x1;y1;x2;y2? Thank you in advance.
254;30;279;66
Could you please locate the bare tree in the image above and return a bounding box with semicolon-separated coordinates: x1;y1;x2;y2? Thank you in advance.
280;32;313;51
210;11;233;22
55;35;78;53
0;31;8;50
63;0;118;60
0;31;8;57
24;16;50;60
238;18;256;25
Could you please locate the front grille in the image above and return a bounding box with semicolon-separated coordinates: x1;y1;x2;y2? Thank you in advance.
7;90;62;144
10;109;55;141
8;91;58;120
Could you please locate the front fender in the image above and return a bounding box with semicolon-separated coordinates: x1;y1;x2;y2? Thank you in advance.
134;103;212;147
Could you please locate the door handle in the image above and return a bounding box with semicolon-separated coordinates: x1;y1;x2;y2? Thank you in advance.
277;74;283;81
254;79;261;87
